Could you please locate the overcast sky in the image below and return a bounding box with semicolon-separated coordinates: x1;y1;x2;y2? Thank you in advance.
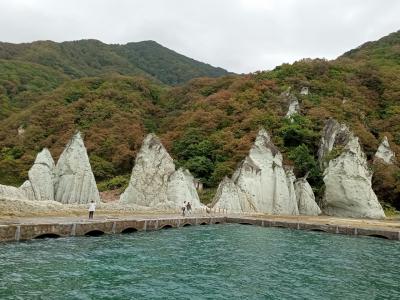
0;0;399;73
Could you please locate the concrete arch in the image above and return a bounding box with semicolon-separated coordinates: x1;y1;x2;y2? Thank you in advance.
200;222;208;225
34;233;61;239
85;230;105;237
160;224;173;229
366;234;389;240
121;228;138;234
239;222;253;226
182;223;192;227
309;228;327;233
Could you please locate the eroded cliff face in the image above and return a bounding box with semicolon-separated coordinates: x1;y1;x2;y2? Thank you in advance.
0;184;28;200
211;177;256;213
212;128;299;215
285;95;300;119
167;168;203;209
54;132;100;204
323;135;385;219
27;148;55;201
294;177;321;216
20;180;35;200
120;133;202;210
1;149;54;202
283;89;300;121
318;119;351;169
374;136;396;164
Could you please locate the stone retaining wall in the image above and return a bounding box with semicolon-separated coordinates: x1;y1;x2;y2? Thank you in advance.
0;216;399;243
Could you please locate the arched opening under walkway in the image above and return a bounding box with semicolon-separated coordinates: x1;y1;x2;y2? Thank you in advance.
34;233;61;239
85;230;105;237
121;228;138;234
161;225;173;229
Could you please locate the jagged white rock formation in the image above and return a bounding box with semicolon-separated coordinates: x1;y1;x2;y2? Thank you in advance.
294;176;321;216
286;168;299;213
212;128;299;215
0;184;28;200
120;133;202;210
323;135;385;219
20;180;35;200
374;136;396;164
167;168;203;209
286;96;300;119
26;148;55;201
54;132;100;204
211;177;256;213
318;119;351;169
300;87;309;95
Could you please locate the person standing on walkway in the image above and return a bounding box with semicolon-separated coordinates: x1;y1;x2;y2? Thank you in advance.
88;200;96;219
186;202;192;215
182;201;186;216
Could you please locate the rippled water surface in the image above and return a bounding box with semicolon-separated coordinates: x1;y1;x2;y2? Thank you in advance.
0;224;399;299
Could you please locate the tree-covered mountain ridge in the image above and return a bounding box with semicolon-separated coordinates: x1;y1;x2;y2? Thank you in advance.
0;39;230;85
0;30;399;211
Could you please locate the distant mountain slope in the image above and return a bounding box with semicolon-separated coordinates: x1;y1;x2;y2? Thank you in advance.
0;59;67;119
0;39;230;85
340;30;400;65
113;41;229;85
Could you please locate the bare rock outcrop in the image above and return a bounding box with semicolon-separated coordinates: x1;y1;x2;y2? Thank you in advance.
300;87;309;95
323;135;385;219
211;177;256;213
167;168;203;209
211;128;299;215
286;168;299;214
318;119;351;169
120;134;202;210
54;132;100;204
0;184;28;200
285;93;300;120
374;136;396;164
20;180;35;200
294;176;321;216
27;148;55;201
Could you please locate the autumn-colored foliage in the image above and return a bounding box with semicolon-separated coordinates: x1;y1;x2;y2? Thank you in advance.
1;31;400;209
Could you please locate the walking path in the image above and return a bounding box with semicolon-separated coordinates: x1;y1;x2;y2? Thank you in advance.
1;212;399;242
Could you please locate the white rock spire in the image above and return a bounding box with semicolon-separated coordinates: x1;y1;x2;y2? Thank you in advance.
120;133;203;210
27;148;55;201
374;136;396;164
54;132;100;204
212;128;299;215
323;135;385;219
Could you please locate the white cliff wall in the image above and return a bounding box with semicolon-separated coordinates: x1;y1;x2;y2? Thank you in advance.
120;133;202;210
323;135;385;219
0;184;28;201
54;132;100;204
211;177;256;213
212;128;299;215
27;148;55;201
374;136;396;164
294;177;321;216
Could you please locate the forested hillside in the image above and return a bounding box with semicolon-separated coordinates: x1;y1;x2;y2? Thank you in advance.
0;39;229;85
0;31;399;211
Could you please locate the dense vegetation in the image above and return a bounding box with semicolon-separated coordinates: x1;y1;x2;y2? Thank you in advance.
0;31;399;210
0;40;229;85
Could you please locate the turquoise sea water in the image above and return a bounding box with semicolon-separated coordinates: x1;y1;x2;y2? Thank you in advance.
0;224;399;299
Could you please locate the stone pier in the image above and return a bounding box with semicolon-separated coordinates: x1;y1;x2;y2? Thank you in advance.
0;215;399;243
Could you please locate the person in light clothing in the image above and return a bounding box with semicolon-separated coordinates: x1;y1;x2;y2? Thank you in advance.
88;201;96;219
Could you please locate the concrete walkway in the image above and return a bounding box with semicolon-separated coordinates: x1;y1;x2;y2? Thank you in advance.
1;213;399;242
